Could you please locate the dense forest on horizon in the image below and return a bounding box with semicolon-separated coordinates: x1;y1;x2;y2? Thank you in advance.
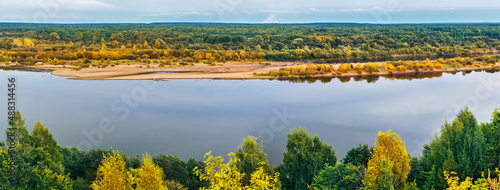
0;24;499;67
2;106;500;189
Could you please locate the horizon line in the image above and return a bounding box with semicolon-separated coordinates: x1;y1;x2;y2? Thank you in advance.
1;21;500;25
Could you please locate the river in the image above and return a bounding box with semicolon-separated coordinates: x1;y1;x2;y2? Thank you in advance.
1;70;499;165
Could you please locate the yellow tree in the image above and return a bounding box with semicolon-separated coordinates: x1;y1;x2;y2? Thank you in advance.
249;165;281;190
205;53;212;60
195;151;244;189
132;153;167;190
194;151;280;190
338;64;351;73
444;171;472;190
154;40;161;49
91;150;133;190
384;63;395;71
363;130;411;189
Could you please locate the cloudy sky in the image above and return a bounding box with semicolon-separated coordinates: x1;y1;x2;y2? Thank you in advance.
0;0;499;23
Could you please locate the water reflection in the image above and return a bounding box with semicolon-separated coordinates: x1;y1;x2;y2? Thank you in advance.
276;69;499;84
1;68;500;165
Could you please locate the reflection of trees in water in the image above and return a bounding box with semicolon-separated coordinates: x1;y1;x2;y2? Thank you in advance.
485;68;500;73
384;72;442;81
275;77;333;83
274;69;499;84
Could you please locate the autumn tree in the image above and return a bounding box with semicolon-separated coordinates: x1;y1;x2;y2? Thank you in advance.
49;32;60;40
443;171;472;190
91;150;133;190
132;153;167;190
154;40;161;49
194;151;280;189
338;64;351;73
363;130;411;189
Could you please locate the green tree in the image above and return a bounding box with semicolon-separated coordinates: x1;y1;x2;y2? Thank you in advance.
235;136;274;186
185;158;209;189
152;154;187;185
481;107;500;171
31;121;62;162
277;127;337;190
2;111;71;189
343;144;371;168
421;107;485;189
310;162;363;190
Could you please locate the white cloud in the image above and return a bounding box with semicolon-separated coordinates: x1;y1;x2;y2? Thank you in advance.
0;0;125;12
263;14;278;23
147;11;213;17
342;8;368;12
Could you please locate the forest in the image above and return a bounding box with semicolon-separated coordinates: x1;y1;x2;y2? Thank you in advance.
0;24;499;68
1;106;500;190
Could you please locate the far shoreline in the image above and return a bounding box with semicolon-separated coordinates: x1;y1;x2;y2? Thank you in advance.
0;61;498;80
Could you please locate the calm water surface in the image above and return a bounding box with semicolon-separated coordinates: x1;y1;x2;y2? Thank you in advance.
1;70;500;165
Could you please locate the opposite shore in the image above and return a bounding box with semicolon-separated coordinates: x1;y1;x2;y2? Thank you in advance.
0;61;498;80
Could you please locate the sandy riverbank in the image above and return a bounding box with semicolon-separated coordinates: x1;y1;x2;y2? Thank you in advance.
0;61;499;80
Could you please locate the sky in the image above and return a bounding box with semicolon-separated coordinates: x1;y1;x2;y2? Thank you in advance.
0;0;499;23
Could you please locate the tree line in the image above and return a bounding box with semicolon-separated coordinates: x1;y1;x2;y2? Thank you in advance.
256;56;499;77
0;24;499;67
1;106;500;189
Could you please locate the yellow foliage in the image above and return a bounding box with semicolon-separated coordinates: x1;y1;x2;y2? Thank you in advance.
91;150;133;190
396;65;407;72
205;53;212;60
195;151;244;189
197;53;205;60
353;64;364;71
384;63;395;71
363;130;411;189
195;151;281;190
444;171;472;190
13;39;24;47
297;65;306;73
24;38;35;47
132;153;168;190
249;166;281;190
306;64;317;71
338;64;351;73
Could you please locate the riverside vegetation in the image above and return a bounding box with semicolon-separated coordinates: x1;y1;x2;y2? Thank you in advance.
1;106;500;189
254;56;499;78
0;24;499;69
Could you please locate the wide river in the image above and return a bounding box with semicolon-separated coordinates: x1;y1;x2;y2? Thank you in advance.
1;70;500;165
